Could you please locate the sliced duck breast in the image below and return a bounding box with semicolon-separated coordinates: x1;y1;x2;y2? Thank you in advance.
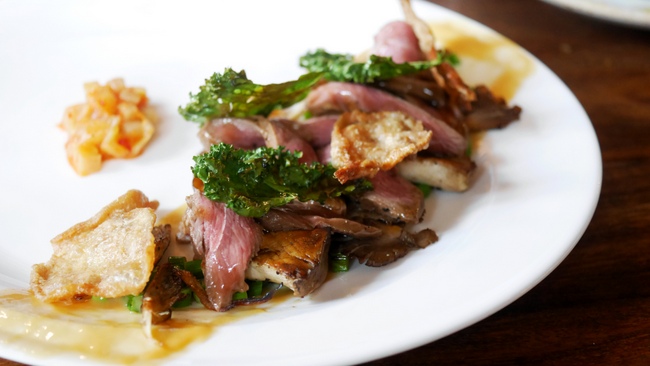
306;82;466;156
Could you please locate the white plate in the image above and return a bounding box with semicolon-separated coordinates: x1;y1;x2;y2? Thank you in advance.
0;0;601;365
542;0;650;29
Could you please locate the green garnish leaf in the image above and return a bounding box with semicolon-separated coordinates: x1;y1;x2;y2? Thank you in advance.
184;259;204;279
172;288;194;308
179;51;460;126
125;294;143;313
232;291;248;301
415;182;434;198
167;256;187;269
299;49;460;84
247;280;264;298
178;68;324;126
329;252;351;273
192;143;372;217
444;52;461;67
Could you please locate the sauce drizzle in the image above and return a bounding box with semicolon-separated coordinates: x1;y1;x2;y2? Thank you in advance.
433;21;535;101
0;206;262;364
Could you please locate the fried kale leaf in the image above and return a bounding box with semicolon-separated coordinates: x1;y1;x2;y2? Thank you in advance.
179;68;323;126
192;143;372;217
299;48;458;84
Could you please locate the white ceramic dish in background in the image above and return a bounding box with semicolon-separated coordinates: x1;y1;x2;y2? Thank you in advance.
0;0;601;365
542;0;650;29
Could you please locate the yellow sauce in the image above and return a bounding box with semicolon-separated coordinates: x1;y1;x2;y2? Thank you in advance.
157;204;187;227
157;203;194;259
432;21;535;101
0;290;263;364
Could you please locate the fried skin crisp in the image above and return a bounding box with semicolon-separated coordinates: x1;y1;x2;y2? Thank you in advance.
331;110;432;184
30;190;159;302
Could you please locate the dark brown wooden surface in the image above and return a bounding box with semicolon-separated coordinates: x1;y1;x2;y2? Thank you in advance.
1;1;649;365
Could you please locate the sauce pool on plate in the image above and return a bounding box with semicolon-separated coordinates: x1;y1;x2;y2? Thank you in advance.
0;206;268;364
434;21;535;101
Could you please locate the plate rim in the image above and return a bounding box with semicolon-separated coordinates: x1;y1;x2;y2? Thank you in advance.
0;1;603;365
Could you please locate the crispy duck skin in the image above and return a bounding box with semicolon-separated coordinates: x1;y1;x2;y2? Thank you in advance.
330;110;432;184
30;190;159;303
246;228;331;297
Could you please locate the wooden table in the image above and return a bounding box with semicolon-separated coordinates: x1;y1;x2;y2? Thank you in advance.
1;1;648;365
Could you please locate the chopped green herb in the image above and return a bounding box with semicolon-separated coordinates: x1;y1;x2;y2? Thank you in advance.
444;51;461;67
172;287;194;308
125;294;143;313
330;252;351;273
167;256;187;269
415;183;434;198
192;143;372;217
465;141;473;157
247;280;264;298
232;291;248;301
184;259;203;279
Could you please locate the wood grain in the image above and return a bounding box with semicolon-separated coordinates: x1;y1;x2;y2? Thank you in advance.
2;1;649;365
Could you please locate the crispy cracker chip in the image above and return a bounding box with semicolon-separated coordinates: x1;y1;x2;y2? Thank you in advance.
30;190;159;302
331;111;432;183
